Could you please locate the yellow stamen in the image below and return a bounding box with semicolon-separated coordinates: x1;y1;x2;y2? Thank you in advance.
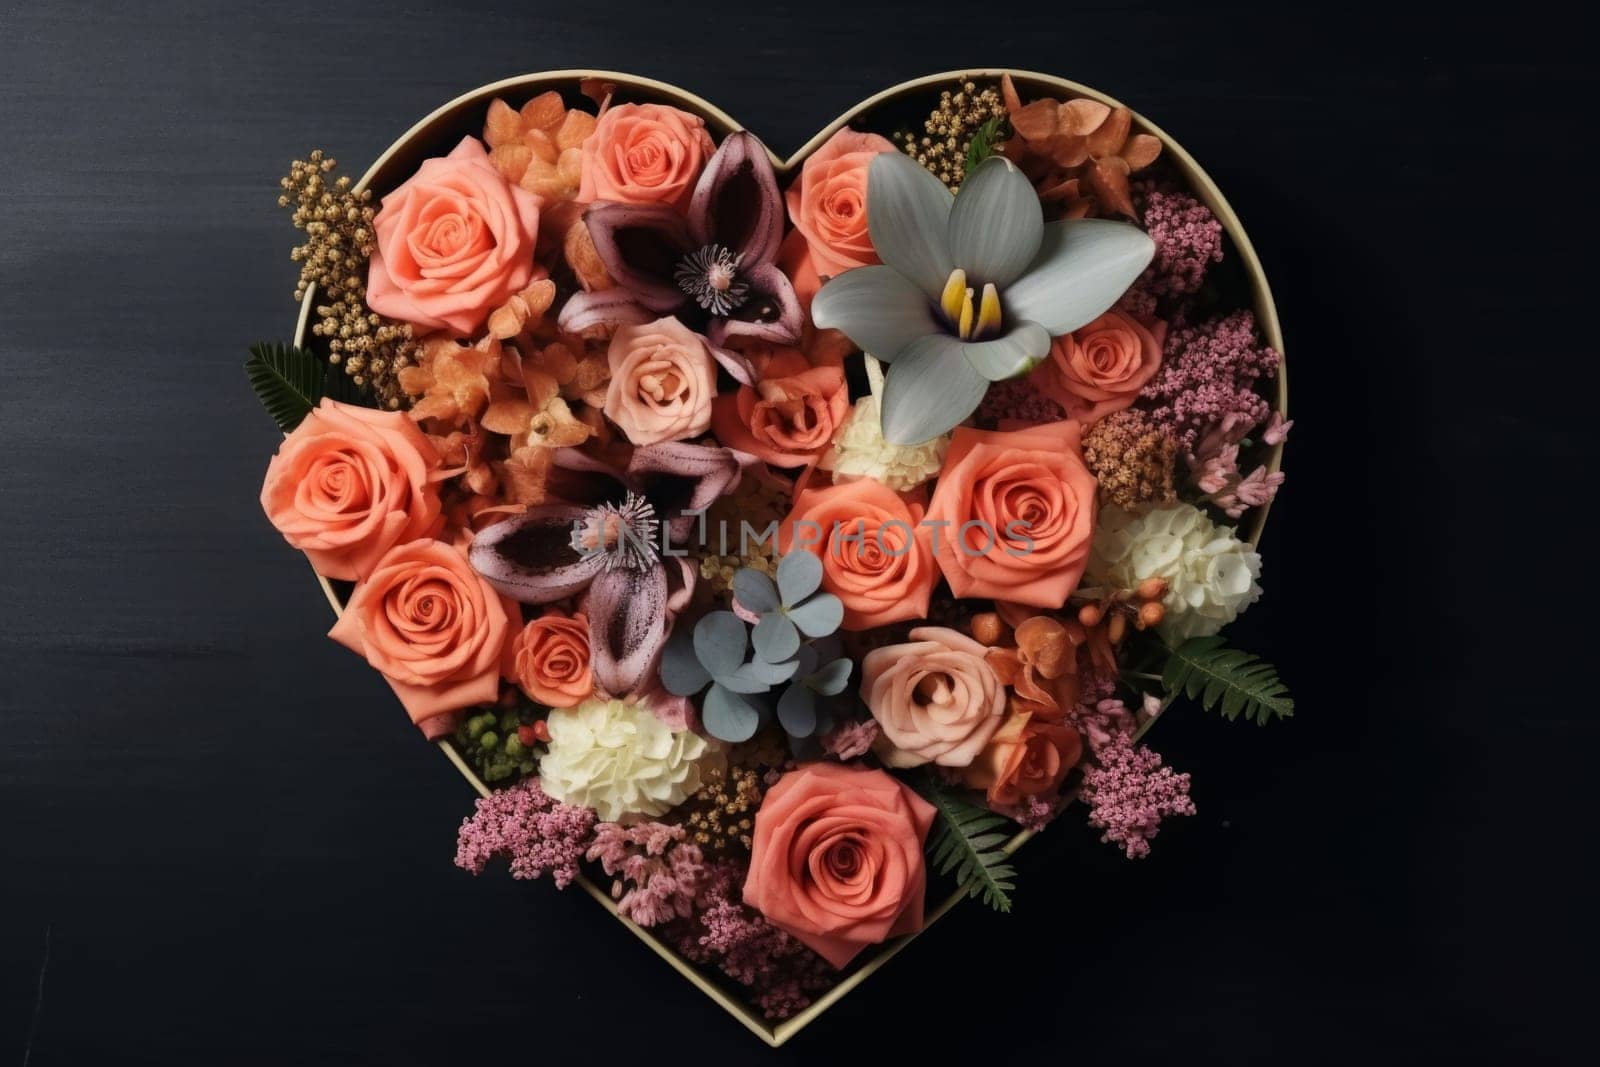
976;283;1002;338
957;287;975;339
939;268;968;324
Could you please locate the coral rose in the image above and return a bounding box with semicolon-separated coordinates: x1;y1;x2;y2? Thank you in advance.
604;316;718;444
1030;310;1165;424
329;539;519;730
710;347;849;467
576;102;716;211
510;609;593;708
743;762;935;969
962;710;1083;806
367;136;542;337
861;627;1006;769
925;420;1098;609
778;479;939;630
786;128;896;278
260;399;444;581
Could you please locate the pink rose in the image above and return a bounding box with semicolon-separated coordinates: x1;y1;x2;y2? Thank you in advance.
861;627;1007;768
744;763;935;969
603;316;718;444
367;136;541;337
785;128;896;278
576;103;716;210
260;399;444;581
1030;310;1165;424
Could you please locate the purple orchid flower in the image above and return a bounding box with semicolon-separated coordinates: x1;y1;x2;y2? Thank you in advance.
557;131;803;381
469;442;742;695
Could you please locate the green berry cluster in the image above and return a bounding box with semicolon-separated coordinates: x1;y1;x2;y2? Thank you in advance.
454;705;541;784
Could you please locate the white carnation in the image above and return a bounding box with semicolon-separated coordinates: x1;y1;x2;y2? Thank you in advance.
537;697;721;823
1089;503;1262;642
820;395;949;491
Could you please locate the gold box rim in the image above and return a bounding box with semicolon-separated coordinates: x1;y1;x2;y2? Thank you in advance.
291;68;1287;1048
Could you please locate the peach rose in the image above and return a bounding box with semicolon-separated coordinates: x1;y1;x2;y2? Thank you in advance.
510;609;593;708
861;627;1006;769
925;420;1098;609
604;316;718;444
743;762;935;969
329;539;519;729
786;128;896;278
367;136;542;337
576;102;716;210
962;710;1083;806
260;399;444;581
1030;310;1165;424
709;347;849;467
779;480;939;630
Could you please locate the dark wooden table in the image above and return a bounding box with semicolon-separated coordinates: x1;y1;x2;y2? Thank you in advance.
2;1;1590;1062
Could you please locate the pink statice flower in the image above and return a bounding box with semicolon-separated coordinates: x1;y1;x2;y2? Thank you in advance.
1079;732;1196;859
994;793;1064;832
976;376;1064;428
586;821;707;927
673;860;835;1020
454;779;596;888
820;717;880;761
1138;184;1224;297
1141;309;1279;453
1067;696;1139;756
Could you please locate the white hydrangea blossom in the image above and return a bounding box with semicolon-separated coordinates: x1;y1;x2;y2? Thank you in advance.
820;394;949;491
538;697;721;823
1089;503;1262;642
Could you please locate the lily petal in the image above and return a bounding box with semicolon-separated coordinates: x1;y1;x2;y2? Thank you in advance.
706;342;757;386
810;265;939;361
542;447;630;507
469;504;603;603
582;203;693;312
555;286;657;336
947;157;1044;289
689;130;784;266
1005;219;1155;336
587;563;668;695
627;441;742;541
707;262;802;348
878;333;991;445
867;151;955;297
961;320;1052;381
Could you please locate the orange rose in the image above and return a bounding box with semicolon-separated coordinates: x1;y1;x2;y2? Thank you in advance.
367;136;541;337
962;710;1083;806
603;316;718;444
576;102;716;210
260;399;444;582
710;347;849;468
924;420;1098;609
779;480;939;630
861;627;1006;768
786;128;896;278
329;539;519;729
743;762;935;969
1030;310;1165;424
510;609;593;708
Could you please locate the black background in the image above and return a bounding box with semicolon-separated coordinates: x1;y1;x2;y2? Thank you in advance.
2;1;1592;1063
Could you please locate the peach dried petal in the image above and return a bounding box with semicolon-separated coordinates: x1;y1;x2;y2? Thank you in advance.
520;91;567;132
523;367;561;408
1059;98;1112;136
555;111;596;152
1086;108;1132;158
556;146;583;184
565;220;612;291
1011;98;1060;143
984;647;1023;685
484;98;523;148
533;341;578;384
522;128;559;165
481;397;537;435
1088;156;1135;218
1122;133;1163;171
1047;134;1090;169
1015;617;1071;678
489;142;533;184
498;446;553;505
580;78;617;109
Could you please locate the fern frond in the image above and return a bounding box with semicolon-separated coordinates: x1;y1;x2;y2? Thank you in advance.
1161;636;1294;725
963;116;1007;176
244;341;335;431
914;774;1017;913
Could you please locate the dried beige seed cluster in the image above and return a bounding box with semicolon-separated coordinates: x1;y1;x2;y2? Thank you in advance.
279;150;417;410
895;80;1008;190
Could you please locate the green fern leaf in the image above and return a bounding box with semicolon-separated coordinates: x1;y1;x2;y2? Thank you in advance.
244;341;332;431
1161;636;1294;725
963;116;1008;176
914;774;1017;913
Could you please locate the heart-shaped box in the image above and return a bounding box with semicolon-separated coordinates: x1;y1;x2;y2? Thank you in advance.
292;68;1287;1047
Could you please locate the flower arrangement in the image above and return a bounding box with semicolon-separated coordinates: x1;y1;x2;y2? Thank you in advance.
251;72;1291;1037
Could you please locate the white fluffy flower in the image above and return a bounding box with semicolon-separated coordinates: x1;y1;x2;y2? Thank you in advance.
1088;503;1262;642
820;395;949;491
538;697;721;823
